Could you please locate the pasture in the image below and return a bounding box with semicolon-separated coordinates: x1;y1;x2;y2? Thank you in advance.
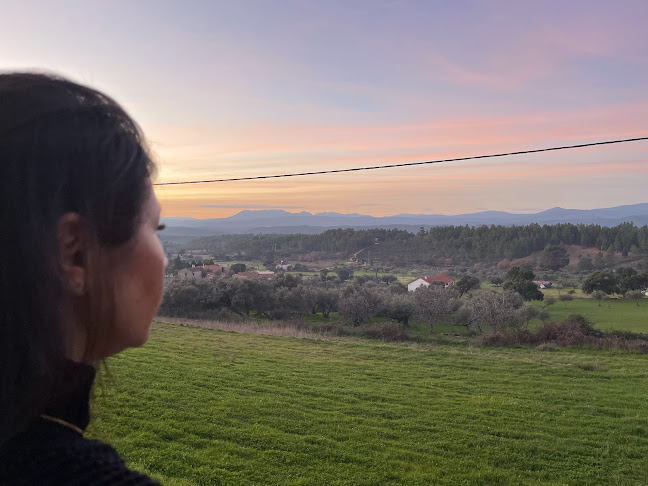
537;297;648;333
91;322;648;485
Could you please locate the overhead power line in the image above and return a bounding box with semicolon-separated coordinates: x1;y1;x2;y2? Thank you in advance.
153;136;648;186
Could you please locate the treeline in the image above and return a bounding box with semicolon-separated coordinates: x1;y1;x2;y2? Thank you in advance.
186;222;648;266
159;272;550;337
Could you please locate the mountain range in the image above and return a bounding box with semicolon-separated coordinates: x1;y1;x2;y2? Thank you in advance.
160;203;648;243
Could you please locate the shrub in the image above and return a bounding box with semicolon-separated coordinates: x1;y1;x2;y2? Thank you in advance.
480;314;648;354
534;315;602;346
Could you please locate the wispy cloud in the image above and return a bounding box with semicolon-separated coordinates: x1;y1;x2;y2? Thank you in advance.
150;100;648;185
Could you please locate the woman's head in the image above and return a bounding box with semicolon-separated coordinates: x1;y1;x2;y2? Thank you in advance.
0;72;167;441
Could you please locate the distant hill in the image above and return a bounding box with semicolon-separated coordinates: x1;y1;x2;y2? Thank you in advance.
160;203;648;242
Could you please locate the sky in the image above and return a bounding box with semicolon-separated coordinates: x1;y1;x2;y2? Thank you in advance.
1;0;647;218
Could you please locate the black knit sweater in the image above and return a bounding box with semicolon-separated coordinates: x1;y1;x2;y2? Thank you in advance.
0;361;159;485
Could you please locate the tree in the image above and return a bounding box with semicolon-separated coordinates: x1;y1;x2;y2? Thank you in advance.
540;244;570;271
230;263;247;274
454;306;475;333
520;304;539;330
558;294;573;307
277;285;312;317
230;278;273;317
273;273;302;289
169;255;188;274
507;266;535;282
467;290;524;333
187;222;648;270
335;267;353;282
616;267;648;295
310;287;339;317
591;290;606;307
576;256;594;272
543;295;556;307
159;281;201;315
355;275;371;285
581;271;619;296
491;277;504;288
503;279;544;302
455;275;481;297
381;274;398;285
413;287;460;334
338;286;378;326
503;266;543;301
537;309;551;323
593;252;606;270
377;292;414;327
388;281;408;294
625;290;644;306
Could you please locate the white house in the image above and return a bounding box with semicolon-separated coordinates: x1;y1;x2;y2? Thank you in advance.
407;275;455;292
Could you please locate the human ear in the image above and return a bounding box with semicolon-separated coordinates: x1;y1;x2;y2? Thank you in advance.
56;213;88;296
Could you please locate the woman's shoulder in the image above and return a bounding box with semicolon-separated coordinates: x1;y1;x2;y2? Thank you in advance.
0;421;160;485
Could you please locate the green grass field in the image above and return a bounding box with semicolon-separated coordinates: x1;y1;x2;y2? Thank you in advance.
90;322;648;485
479;284;647;334
536;298;648;333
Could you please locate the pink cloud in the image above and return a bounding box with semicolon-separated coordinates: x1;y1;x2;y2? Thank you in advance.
418;13;646;90
148;100;648;185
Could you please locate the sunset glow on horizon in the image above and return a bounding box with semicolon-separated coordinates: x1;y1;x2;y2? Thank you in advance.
2;0;647;218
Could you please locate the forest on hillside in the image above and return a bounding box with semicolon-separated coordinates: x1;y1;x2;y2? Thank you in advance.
181;222;648;268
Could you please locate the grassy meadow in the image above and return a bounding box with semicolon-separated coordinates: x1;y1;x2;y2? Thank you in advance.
478;283;647;334
537;297;648;333
90;322;648;485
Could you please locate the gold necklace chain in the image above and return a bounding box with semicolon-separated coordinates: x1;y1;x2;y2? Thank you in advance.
40;414;85;436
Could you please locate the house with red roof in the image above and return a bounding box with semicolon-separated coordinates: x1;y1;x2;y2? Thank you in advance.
407;274;455;292
533;280;552;289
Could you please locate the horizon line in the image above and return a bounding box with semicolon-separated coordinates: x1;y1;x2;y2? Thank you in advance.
160;202;648;220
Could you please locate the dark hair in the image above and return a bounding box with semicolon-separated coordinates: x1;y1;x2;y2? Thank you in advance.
0;72;155;444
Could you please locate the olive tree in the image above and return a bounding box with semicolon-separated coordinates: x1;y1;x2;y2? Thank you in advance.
467;290;524;333
376;291;414;327
625;290;644;306
338;286;379;326
413;286;460;334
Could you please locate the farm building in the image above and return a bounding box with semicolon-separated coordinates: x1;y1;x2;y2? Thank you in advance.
533;280;552;289
178;264;227;280
407;275;455;292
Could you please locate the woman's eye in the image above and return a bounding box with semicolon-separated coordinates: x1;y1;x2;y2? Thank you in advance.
157;224;166;231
